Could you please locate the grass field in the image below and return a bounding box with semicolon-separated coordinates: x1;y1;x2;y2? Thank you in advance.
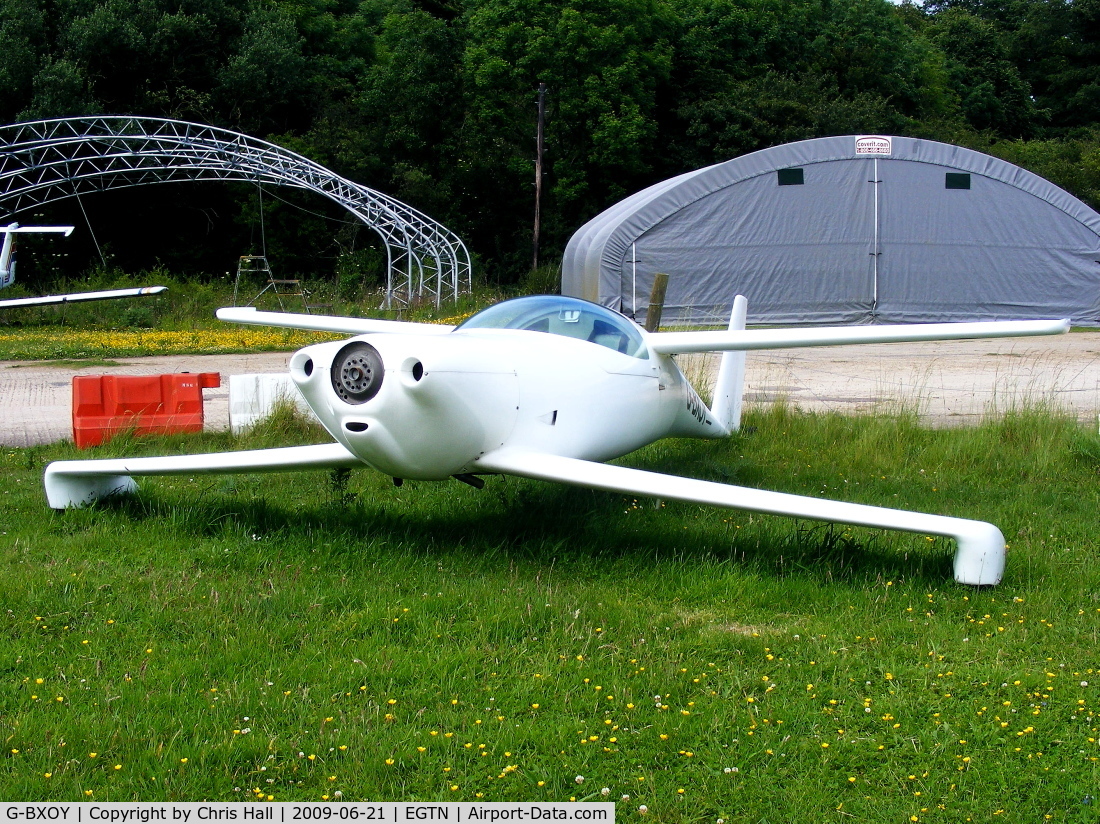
3;402;1100;820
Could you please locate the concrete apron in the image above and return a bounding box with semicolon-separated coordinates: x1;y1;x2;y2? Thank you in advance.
0;352;291;448
4;331;1100;447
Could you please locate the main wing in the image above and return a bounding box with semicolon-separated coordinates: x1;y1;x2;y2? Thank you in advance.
0;285;167;310
44;442;361;510
216;306;455;335
649;318;1070;355
476;448;1005;586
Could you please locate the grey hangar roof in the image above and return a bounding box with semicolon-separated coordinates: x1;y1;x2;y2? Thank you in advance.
561;135;1100;326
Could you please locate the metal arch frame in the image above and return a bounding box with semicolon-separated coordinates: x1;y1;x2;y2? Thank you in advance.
0;116;473;308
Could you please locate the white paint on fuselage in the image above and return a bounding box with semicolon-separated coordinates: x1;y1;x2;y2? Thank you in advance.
290;326;724;480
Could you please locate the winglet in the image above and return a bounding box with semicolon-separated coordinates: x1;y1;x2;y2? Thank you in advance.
711;295;748;431
44;466;137;509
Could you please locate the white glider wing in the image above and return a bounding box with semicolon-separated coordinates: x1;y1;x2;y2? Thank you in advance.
216;306;455;335
0;285;167;310
477;448;1006;586
44;442;361;510
649;318;1070;355
1;226;74;235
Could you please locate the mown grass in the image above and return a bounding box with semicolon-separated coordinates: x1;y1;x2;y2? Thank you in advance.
3;404;1100;820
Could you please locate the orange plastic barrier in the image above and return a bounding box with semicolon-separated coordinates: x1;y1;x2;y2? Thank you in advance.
72;372;221;449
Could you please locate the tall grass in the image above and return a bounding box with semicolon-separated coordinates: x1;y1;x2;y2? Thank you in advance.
0;273;508;359
3;405;1100;820
0;270;503;333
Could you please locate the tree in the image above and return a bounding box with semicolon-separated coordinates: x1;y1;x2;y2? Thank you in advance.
668;0;956;169
459;0;675;276
928;8;1039;136
0;0;45;120
922;0;1100;134
215;4;309;133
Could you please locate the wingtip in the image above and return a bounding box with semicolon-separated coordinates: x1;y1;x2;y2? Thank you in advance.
953;521;1005;586
43;462;138;509
216;306;258;319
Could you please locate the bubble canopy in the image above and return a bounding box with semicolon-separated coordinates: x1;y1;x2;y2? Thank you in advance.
455;295;648;358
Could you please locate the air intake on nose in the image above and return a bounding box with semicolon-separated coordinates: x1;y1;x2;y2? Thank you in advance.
331;341;385;404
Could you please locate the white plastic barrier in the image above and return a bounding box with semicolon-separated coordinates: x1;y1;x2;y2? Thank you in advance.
228;373;318;434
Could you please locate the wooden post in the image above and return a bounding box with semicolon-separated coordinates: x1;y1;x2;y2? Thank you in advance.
644;272;669;332
532;82;547;272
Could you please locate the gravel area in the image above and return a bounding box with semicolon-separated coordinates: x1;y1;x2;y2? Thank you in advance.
3;331;1100;447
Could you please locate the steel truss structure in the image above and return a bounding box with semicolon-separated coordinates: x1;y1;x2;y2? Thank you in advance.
0;116;472;307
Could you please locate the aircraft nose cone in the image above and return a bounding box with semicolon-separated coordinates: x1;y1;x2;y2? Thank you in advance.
331;340;385;404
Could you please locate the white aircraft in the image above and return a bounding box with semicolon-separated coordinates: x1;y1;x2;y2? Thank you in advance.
0;223;167;308
43;295;1069;586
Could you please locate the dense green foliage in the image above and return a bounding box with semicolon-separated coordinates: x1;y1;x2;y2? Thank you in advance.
2;0;1099;286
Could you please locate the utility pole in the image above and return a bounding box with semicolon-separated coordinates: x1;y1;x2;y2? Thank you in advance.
533;82;547;272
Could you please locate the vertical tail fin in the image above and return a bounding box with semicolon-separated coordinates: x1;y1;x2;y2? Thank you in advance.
0;223;17;288
0;223;74;290
711;295;748;432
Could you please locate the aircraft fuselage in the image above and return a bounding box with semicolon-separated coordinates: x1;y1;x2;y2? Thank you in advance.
289;329;724;481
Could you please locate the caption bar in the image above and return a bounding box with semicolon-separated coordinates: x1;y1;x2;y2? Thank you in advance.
2;805;614;824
